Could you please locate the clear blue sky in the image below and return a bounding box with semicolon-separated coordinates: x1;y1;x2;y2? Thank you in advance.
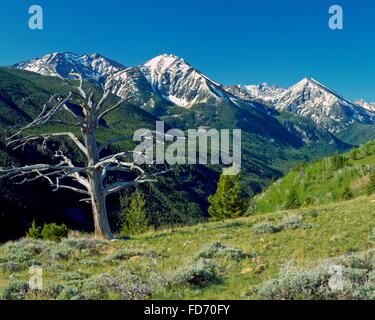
0;0;374;101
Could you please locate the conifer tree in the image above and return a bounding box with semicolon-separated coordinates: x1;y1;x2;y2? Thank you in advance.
351;147;358;160
342;185;353;200
122;192;149;235
284;185;301;209
208;173;247;221
367;173;375;196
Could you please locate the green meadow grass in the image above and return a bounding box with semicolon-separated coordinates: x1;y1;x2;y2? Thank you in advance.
1;195;375;300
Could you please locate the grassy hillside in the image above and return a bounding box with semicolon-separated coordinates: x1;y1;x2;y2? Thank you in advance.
255;140;375;214
1;195;375;300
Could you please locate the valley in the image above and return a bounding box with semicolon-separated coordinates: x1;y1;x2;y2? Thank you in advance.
1;52;375;241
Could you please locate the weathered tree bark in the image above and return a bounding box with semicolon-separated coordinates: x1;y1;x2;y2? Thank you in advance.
83;105;113;239
89;169;113;239
0;71;169;239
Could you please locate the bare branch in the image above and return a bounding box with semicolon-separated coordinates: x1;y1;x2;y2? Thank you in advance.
54;150;90;189
7;92;75;141
7;132;88;157
69;70;86;99
97;96;133;121
62;104;84;126
103;169;170;196
96;89;110;111
52;183;89;195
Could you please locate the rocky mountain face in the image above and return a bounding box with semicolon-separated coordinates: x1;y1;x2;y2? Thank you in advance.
226;83;285;106
356;99;375;112
12;52;125;82
228;78;375;134
11;52;374;140
274;78;375;133
107;54;243;109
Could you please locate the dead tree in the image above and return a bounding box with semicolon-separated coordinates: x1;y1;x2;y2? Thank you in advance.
0;71;167;240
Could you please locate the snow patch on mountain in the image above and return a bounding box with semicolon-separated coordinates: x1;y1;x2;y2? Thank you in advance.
138;54;235;108
11;52;375;133
241;82;286;105
13;52;125;82
356;99;375;112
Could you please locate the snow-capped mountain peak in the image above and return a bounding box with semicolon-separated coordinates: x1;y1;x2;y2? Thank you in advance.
274;77;375;132
137;53;233;108
12;52;125;82
355;99;375;112
11;52;375;133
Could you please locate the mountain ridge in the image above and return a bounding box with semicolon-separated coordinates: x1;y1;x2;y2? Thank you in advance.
9;51;375;146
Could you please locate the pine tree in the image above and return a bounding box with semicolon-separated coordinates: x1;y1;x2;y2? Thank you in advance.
351;147;358;160
26;220;42;239
303;196;314;207
367;173;375;196
122;192;150;235
342;185;353;200
331;152;346;170
284;185;301;209
208;173;247;221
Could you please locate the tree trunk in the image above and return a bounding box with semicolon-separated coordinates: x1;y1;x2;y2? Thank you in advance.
83;114;114;240
89;170;114;240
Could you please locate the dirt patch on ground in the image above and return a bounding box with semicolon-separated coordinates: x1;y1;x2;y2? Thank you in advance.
101;246;117;255
351;175;369;190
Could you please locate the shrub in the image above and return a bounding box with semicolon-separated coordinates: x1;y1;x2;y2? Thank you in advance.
5;249;33;263
26;220;42;239
194;241;246;261
303;196;314;207
61;238;109;250
58;287;79;300
41;244;73;261
80;259;101;267
1;281;29;300
368;227;375;241
252;222;280;235
60;272;84;281
216;247;247;261
169;259;219;287
102;248;157;264
342;185;353;200
59;238;108;257
256;267;331;299
0;261;25;273
43;281;65;299
278;214;303;230
25;259;41;267
1;239;52;266
80;272;156;300
41;223;70;242
253;249;375;300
